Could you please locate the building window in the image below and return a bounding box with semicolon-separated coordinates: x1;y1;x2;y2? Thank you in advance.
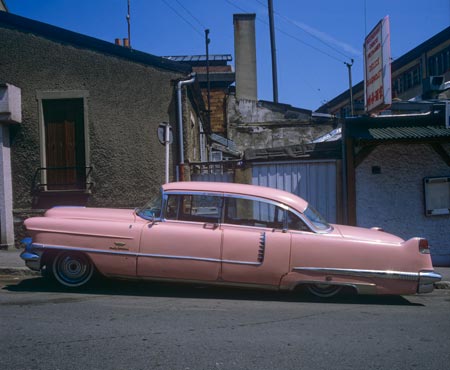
37;91;90;191
393;64;421;96
428;45;450;76
424;176;450;216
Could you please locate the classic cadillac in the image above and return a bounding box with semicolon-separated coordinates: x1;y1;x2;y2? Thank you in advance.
21;182;441;297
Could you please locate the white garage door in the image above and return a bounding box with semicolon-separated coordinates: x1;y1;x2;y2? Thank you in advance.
252;160;338;223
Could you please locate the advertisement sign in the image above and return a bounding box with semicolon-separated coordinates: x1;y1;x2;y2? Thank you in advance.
364;16;392;113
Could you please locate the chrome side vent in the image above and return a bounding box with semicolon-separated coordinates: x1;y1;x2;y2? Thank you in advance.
258;232;266;263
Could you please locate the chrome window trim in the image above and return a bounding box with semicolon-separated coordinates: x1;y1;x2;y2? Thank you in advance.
293;267;420;281
159;189;331;234
161;191;223;223
286;207;332;234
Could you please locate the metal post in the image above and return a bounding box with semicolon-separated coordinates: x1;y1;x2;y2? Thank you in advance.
268;0;279;103
127;0;131;48
345;59;354;116
205;29;211;121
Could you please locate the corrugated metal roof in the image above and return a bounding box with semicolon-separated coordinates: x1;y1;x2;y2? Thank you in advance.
347;105;450;141
163;55;232;62
368;126;450;140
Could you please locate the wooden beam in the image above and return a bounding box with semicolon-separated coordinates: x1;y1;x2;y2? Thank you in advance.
431;143;450;167
354;144;378;168
346;137;357;226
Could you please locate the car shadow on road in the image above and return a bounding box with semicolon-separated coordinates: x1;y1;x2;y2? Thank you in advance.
3;275;423;306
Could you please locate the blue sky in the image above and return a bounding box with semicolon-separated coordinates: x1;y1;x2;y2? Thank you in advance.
5;0;450;110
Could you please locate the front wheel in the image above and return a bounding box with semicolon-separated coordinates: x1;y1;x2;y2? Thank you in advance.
307;283;342;298
52;251;94;288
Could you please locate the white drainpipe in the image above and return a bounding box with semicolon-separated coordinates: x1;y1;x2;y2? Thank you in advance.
176;73;196;180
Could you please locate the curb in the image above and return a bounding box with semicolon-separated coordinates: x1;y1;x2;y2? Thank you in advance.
0;267;40;276
434;281;450;290
0;267;449;289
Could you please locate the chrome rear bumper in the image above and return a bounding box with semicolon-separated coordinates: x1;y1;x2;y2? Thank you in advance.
418;271;442;293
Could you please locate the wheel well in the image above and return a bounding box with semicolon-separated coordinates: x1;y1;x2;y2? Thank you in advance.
293;282;358;295
42;250;95;271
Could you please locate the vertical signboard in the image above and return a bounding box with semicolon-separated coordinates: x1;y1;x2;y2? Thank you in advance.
364;16;392;114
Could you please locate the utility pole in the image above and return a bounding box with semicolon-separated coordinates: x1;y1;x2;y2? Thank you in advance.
345;59;354;116
205;29;211;122
127;0;131;47
268;0;279;103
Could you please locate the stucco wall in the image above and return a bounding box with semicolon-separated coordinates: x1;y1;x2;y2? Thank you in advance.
355;143;450;266
0;26;184;209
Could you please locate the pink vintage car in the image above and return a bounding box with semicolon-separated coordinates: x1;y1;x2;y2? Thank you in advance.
21;181;441;297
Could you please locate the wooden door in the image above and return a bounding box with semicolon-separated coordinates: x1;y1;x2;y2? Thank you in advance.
43;99;85;190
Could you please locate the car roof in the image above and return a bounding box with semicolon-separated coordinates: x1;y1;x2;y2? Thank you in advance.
162;181;308;213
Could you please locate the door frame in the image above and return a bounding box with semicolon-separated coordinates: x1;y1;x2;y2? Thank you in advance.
36;90;90;191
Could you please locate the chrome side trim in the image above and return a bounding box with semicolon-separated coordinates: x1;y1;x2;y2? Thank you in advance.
293;267;420;281
138;253;220;263
28;243;263;266
221;259;262;266
30;243;138;257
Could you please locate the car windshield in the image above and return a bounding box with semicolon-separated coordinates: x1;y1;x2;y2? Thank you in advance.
303;205;331;231
136;191;162;220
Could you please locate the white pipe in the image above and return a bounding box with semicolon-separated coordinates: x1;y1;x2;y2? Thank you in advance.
176;73;196;180
164;122;170;184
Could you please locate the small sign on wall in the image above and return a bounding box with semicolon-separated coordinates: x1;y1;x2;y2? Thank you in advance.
424;176;450;216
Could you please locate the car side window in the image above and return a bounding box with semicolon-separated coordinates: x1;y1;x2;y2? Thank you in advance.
224;196;284;229
287;211;310;232
165;194;222;223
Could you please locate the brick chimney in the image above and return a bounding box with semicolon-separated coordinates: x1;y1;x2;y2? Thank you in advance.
233;14;257;101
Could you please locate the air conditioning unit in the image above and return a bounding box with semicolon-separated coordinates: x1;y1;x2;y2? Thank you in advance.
210;151;223;162
0;83;22;124
422;76;444;93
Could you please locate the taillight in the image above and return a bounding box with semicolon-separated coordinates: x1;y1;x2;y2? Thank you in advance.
419;239;430;254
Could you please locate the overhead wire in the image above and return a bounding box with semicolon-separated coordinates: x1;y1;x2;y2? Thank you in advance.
160;0;204;38
174;0;208;30
253;0;355;61
224;0;347;64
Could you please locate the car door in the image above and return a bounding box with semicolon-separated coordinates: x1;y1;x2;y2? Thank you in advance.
220;195;291;287
137;192;223;282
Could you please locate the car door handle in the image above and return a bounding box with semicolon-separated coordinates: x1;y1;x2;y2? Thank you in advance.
204;222;219;230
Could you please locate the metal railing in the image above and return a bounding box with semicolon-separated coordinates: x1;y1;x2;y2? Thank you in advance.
32;166;93;192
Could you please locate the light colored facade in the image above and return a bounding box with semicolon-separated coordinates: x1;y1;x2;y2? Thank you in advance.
355;143;450;266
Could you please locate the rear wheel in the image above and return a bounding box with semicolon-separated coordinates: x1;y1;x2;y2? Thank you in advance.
307;283;342;298
52;251;94;288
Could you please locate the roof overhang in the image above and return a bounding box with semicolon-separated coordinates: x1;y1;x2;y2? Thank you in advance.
346;103;450;142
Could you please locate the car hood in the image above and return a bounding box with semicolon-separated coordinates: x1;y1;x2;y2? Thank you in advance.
332;224;404;244
44;207;139;223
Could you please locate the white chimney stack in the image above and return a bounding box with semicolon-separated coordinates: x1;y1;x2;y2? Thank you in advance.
233;14;257;101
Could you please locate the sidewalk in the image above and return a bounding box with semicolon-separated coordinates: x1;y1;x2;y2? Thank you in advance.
1;247;449;289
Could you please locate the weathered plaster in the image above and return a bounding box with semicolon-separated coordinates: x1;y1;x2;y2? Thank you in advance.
356;143;450;266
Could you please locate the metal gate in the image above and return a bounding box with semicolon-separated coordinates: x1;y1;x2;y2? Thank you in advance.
251;160;338;223
189;161;236;183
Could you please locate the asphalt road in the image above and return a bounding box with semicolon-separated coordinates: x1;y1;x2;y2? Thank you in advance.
1;275;449;370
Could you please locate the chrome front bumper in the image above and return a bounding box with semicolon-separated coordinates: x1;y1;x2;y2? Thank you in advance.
20;238;42;271
418;271;442;293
